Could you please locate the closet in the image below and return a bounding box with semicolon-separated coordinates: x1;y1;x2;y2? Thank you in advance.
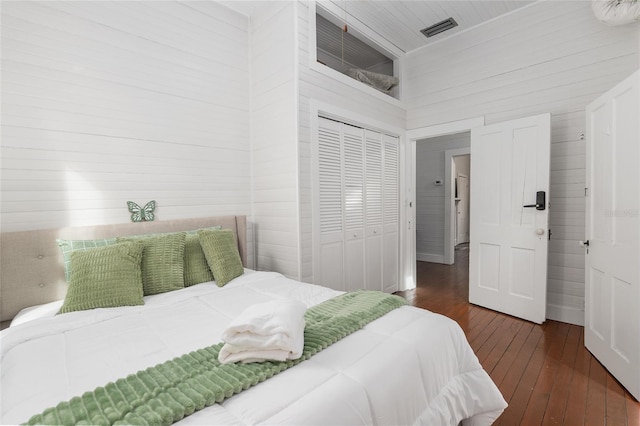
315;116;399;293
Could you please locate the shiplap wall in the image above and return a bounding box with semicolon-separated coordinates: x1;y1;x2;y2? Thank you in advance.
297;1;405;283
416;132;470;262
406;1;639;325
1;1;252;237
249;2;300;278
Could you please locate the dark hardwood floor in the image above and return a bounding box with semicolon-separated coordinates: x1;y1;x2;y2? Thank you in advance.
395;245;640;425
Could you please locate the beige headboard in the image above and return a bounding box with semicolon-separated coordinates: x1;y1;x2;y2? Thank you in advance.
0;216;247;322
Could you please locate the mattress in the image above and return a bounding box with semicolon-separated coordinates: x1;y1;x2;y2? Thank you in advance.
0;270;507;425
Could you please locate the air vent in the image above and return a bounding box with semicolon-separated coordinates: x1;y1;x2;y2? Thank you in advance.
421;17;458;38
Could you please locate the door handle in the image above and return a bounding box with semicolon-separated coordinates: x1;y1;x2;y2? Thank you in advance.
579;240;589;247
523;191;546;211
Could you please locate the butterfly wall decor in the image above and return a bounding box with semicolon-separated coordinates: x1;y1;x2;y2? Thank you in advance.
127;200;156;222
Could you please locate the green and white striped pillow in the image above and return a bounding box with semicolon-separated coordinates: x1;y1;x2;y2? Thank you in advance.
57;238;117;283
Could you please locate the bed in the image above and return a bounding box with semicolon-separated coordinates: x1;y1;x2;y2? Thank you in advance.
0;216;507;425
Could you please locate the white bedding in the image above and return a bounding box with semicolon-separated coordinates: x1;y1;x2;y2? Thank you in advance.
1;270;507;425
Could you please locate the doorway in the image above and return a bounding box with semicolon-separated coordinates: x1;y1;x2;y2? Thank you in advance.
449;151;471;264
405;115;485;291
415;132;470;265
406;114;550;324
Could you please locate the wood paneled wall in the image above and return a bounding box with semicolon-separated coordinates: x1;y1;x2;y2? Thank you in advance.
249;2;300;278
405;0;639;325
4;1;637;320
1;1;252;232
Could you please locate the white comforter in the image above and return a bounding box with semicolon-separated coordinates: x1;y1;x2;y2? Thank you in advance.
1;270;507;425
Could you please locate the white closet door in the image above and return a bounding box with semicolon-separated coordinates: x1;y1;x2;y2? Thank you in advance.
365;129;383;291
315;117;399;294
383;134;399;293
343;123;365;292
317;117;344;290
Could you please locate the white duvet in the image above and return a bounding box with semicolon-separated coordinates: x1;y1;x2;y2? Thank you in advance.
0;270;507;425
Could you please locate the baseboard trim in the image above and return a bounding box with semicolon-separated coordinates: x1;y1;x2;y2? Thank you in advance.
416;253;445;264
546;304;584;326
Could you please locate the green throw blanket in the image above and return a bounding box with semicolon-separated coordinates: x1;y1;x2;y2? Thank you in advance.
26;290;406;426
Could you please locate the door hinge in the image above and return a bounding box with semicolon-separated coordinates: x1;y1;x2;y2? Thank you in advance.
548;229;552;241
584;187;589;197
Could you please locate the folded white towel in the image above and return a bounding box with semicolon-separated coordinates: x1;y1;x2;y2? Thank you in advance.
218;300;307;364
218;318;305;364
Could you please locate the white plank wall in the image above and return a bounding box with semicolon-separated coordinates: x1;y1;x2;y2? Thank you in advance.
249;2;300;278
415;132;470;263
406;1;639;325
1;2;252;243
297;1;405;283
5;0;636;321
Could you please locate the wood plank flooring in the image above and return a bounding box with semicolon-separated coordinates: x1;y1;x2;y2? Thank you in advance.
394;246;640;425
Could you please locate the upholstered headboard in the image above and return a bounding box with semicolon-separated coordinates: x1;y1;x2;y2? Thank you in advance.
0;216;247;323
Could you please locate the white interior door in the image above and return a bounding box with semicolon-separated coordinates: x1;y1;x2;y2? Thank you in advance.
365;129;383;291
469;113;550;324
316;117;345;291
585;71;639;401
456;174;470;245
343;123;365;292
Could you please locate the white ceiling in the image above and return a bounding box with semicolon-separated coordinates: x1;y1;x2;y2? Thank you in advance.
331;0;536;53
221;0;537;53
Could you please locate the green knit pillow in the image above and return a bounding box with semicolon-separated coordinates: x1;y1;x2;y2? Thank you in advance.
183;226;221;286
57;238;117;283
58;241;145;314
116;227;221;287
184;234;214;286
197;229;244;287
117;232;186;295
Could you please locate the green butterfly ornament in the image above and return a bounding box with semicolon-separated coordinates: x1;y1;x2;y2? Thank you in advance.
127;200;156;222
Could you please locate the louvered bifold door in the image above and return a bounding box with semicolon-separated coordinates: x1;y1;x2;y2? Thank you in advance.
317;117;344;290
365;129;383;291
382;134;399;293
342;123;366;292
316;118;399;293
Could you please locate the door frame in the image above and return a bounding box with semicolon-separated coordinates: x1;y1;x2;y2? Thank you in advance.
445;148;471;264
406;117;484;281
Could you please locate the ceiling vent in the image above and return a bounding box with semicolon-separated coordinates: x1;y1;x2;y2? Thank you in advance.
421;17;458;38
